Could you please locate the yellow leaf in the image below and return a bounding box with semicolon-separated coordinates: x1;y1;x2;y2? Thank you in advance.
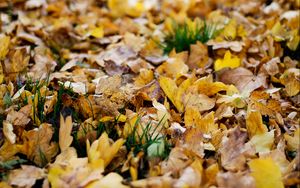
196;112;217;134
249;158;284;188
271;22;287;42
175;77;193;112
59;115;73;152
196;75;228;96
158;76;180;111
246;110;268;138
0;35;10;59
108;0;144;18
87;132;124;167
134;69;154;86
249;130;274;153
90;26;104;38
214;50;240;71
157;51;189;78
223;19;237;40
184;106;201;128
86;173;129;188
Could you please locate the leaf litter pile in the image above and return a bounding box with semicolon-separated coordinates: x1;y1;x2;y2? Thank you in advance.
0;0;299;187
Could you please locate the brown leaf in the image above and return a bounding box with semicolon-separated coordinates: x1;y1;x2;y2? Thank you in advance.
216;171;255;188
219;67;267;95
20;123;59;166
187;41;209;69
8;165;45;188
219;127;255;171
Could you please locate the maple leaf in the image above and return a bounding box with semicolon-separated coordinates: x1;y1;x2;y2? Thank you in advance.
249;158;284;188
214;50;241;71
59;115;73;152
19;123;59;167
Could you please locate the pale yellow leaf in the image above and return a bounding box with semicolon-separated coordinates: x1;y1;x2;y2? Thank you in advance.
59;115;73;152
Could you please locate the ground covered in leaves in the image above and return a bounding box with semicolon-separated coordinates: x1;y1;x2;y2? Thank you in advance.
0;0;299;187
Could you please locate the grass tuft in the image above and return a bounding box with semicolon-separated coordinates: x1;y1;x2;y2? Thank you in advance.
125;116;171;159
162;20;220;54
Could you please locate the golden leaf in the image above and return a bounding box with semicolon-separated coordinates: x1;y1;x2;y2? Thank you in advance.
0;35;10;59
108;0;144;18
196;75;228;96
19;123;59;166
90;26;104;38
157;51;189;78
214;50;241;71
222;19;237;40
158;76;180;111
87;132;125;167
59;115;73;152
249;158;284;188
246;110;268;138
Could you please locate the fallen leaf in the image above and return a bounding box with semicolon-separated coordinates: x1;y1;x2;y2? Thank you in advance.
249;130;274;153
157;51;189;78
87;132;125;167
280;68;300;97
59;115;73;152
216;171;255;188
0;34;10;59
219;127;255;171
249;158;284;188
20;123;59;166
214;51;241;71
87;172;129;188
8;165;45;188
220;67;267;95
89;26;104;38
284;128;300;151
2;121;16;144
246;110;268;138
187;41;209;69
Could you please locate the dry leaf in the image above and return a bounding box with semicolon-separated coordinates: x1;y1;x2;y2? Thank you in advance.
8;165;45;188
220;67;267;95
246;110;268;138
59;115;73;152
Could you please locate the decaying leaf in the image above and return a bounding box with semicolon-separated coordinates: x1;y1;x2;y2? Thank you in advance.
8;165;45;188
